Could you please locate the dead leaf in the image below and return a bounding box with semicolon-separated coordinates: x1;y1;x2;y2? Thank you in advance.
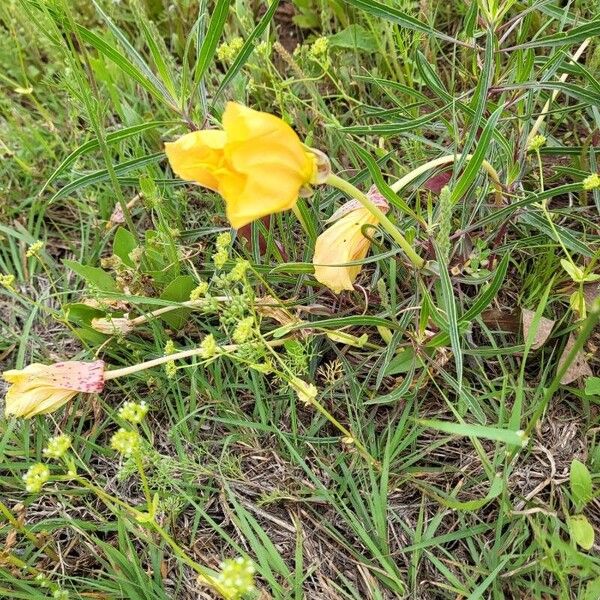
559;334;593;385
482;308;520;333
521;308;555;350
583;282;600;309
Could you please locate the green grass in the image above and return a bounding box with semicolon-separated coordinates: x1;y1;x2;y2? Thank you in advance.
1;0;600;598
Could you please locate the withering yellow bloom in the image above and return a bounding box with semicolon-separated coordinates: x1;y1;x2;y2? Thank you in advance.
3;360;105;418
313;188;389;293
165;102;324;229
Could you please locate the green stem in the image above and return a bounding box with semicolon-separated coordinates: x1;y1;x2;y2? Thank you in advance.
326;173;425;269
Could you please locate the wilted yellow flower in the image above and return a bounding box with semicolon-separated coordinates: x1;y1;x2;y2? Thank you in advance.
290;377;318;406
313;188;389;293
165;102;323;229
3;360;105;418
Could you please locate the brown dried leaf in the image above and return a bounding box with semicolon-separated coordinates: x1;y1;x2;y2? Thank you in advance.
559;334;593;385
521;308;555;350
583;282;600;309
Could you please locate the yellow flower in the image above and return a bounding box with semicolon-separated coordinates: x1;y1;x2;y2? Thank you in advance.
165;102;321;229
313;188;389;293
3;360;105;418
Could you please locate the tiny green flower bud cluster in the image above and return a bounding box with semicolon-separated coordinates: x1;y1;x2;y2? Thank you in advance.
43;434;72;460
110;428;140;456
200;333;218;359
583;173;600;190
0;273;15;289
217;556;256;600
213;232;232;268
26;240;44;258
53;590;69;600
527;134;546;152
232;316;255;344
118;401;149;424
23;463;50;493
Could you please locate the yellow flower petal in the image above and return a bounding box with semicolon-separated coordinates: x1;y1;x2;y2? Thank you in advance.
164;130;227;191
313;207;380;294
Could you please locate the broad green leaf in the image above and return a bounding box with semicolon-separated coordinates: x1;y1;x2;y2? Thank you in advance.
567;515;595;550
328;24;377;52
585;377;600;395
113;227;138;268
570;459;593;509
159;275;196;329
64;260;118;293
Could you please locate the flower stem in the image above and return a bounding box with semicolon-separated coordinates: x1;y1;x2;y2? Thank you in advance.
104;338;287;380
326;173;425;269
389;153;503;205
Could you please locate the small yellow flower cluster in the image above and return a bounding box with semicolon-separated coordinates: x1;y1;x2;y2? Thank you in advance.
26;240;44;258
118;401;148;424
200;333;218;359
232;316;255;344
228;259;249;283
216;556;256;600
527;134;546;152
23;463;50;493
583;173;600;190
190;279;209;300
213;232;231;269
53;590;69;600
0;273;15;289
310;36;329;58
217;37;244;63
110;428;140;456
43;434;72;460
164;340;177;378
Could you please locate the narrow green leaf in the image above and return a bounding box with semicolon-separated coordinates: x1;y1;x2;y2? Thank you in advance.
505;18;600;50
50;153;164;203
451;104;503;204
418;419;526;446
40;121;177;195
342;0;467;46
194;0;232;82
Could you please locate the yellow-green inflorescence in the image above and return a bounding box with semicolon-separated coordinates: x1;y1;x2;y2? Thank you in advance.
216;556;256;600
43;434;72;459
118;401;149;424
110;428;141;456
23;463;51;493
